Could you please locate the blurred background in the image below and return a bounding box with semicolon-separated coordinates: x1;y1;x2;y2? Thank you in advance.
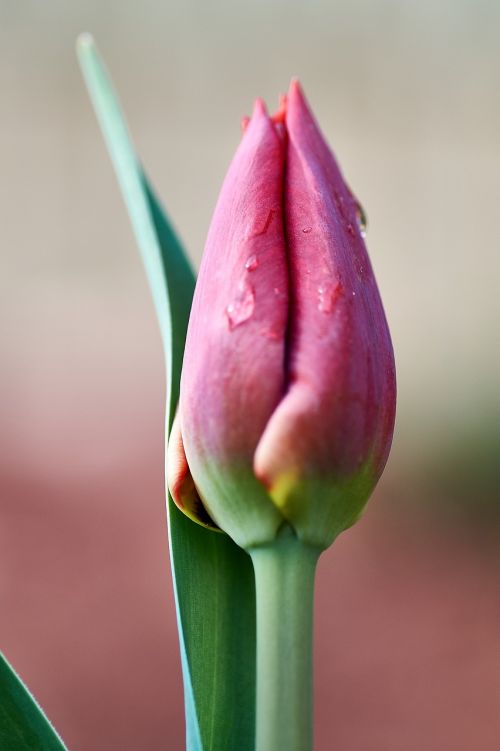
1;1;499;749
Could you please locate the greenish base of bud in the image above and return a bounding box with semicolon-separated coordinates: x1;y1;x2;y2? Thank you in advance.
269;461;376;549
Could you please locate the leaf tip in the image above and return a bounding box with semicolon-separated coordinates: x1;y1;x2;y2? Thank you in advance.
76;32;95;56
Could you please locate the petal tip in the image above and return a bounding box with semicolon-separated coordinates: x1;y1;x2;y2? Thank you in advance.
288;77;304;100
252;97;268;118
286;78;314;124
241;114;250;133
271;93;287;125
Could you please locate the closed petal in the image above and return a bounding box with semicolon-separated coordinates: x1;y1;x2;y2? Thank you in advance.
167;411;219;530
254;81;396;546
180;100;288;547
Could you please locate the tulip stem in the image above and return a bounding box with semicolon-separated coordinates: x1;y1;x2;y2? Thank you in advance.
249;526;320;751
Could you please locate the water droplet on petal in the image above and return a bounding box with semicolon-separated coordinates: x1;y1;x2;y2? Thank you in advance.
302;226;312;234
318;281;342;314
355;200;368;237
246;209;275;239
245;254;259;271
259;327;281;341
226;280;255;330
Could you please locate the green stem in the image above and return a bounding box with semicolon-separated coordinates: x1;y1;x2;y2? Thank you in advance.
249;528;320;751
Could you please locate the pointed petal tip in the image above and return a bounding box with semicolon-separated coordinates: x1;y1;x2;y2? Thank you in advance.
241;115;250;134
286;77;319;134
271;93;287;125
252;97;268;118
245;97;286;145
286;78;313;123
288;77;303;96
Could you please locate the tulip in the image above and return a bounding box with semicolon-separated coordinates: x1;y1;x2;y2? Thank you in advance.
78;36;396;751
168;82;396;751
168;80;396;552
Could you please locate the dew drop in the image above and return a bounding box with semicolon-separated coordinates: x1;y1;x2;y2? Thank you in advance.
226;280;255;330
245;254;259;271
302;226;312;234
318;281;342;314
259;327;281;341
346;223;355;237
355;200;368;237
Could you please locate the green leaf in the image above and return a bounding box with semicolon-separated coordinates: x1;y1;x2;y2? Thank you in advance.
76;34;256;751
0;652;67;750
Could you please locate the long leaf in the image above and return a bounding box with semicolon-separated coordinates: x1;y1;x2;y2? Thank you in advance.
76;35;256;751
0;652;67;750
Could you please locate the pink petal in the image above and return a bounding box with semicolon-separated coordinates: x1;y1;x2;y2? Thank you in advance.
167;412;219;530
255;81;396;519
179;100;288;544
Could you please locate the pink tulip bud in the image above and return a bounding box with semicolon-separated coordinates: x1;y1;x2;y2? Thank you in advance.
168;81;396;550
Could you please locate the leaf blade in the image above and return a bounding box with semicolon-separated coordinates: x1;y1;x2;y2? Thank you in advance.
0;652;67;751
76;35;256;751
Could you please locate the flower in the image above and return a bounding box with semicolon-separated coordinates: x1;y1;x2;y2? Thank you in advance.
167;80;396;550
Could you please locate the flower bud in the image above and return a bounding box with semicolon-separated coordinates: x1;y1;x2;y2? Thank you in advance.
168;81;396;550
